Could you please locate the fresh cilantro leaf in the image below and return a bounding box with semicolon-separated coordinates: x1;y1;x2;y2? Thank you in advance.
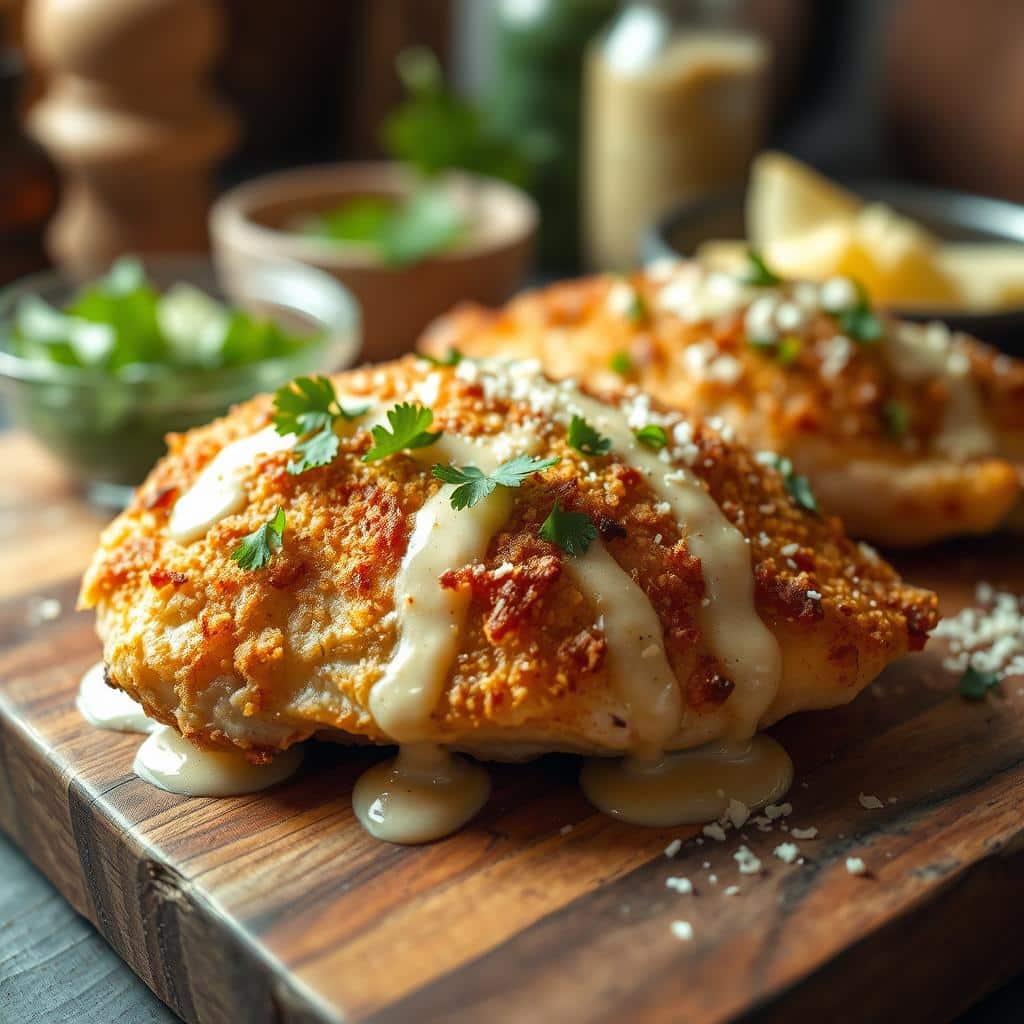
958;665;1001;701
491;453;560;487
272;376;368;474
363;402;442;462
289;427;341;474
635;424;667;450
432;453;559;510
776;336;803;365
840;304;883;344
762;453;819;514
567;415;612;456
824;279;883;344
418;348;463;367
746;335;776;352
882;399;910;440
624;291;648;325
539;500;598;557
740;249;782;287
609;350;633;376
230;507;286;570
432;463;493;509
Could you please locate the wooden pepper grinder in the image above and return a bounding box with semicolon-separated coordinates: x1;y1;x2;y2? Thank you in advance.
24;0;237;276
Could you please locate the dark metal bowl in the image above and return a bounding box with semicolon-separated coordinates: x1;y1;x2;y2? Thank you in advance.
642;182;1024;353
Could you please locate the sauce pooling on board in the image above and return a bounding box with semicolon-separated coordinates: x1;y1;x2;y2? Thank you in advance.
134;727;303;797
121;358;798;839
77;665;302;795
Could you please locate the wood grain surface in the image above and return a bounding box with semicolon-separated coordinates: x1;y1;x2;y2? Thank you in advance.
1;432;1023;1024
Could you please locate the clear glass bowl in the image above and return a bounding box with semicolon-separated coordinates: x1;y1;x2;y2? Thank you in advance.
0;254;361;507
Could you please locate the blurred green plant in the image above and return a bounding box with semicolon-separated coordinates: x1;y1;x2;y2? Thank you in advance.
301;48;533;268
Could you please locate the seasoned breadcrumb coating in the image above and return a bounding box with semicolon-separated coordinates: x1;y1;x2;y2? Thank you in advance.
80;357;938;759
422;267;1024;545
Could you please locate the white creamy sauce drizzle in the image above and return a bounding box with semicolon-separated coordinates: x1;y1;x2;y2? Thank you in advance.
76;661;156;734
352;743;490;844
566;389;781;741
564;539;680;755
368;433;513;742
168;425;293;543
134;726;303;797
580;735;793;827
168;393;374;544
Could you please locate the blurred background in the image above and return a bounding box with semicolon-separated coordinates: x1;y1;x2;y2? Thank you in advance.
5;0;1024;282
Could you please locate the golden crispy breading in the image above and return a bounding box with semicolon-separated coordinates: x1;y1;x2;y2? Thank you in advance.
421;267;1024;545
80;357;938;759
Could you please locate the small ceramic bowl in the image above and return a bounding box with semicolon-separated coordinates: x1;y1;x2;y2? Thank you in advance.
0;254;360;507
210;162;538;362
642;182;1024;355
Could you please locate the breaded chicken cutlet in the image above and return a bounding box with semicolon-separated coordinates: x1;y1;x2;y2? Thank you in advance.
421;261;1024;546
80;356;938;762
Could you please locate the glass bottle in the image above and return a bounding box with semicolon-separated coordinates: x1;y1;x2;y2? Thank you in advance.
0;29;58;286
490;0;617;271
583;0;769;270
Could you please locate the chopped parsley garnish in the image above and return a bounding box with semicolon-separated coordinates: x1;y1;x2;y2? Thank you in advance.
362;402;441;462
762;453;819;514
882;399;910;440
825;280;883;344
957;665;1001;701
624;290;648;325
538;500;597;557
418;347;463;367
272;376;368;475
634;424;668;450
776;336;803;365
609;350;634;376
740;249;782;287
567;415;612;456
432;453;559;510
747;334;802;366
230;507;286;570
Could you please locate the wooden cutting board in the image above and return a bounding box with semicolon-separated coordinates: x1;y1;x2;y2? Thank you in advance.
2;431;1023;1024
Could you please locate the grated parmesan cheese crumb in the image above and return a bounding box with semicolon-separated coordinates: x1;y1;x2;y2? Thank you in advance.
858;793;884;810
664;839;682;858
845;857;868;876
734;845;762;875
702;822;727;842
666;876;693;894
790;827;818;840
773;842;800;864
725;798;750;829
670;920;694;941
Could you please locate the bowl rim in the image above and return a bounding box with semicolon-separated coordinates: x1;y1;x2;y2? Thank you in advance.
0;252;361;389
209;161;540;271
642;179;1024;328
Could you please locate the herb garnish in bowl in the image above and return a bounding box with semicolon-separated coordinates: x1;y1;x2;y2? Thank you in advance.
298;48;530;267
0;255;359;505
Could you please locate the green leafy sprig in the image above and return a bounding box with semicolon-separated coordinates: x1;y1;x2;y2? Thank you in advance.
761;453;819;515
634;424;667;450
740;249;782;287
272;376;368;475
231;508;286;570
432;453;560;510
567;415;612;456
363;403;442;462
958;665;1001;701
538;500;597;557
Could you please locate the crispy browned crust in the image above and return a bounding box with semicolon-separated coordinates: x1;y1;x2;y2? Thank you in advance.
80;357;938;757
422;270;1024;545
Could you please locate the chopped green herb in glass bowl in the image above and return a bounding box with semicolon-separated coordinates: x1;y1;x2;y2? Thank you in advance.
0;255;360;507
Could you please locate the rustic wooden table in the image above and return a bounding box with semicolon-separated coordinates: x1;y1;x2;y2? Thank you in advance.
1;430;1023;1024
